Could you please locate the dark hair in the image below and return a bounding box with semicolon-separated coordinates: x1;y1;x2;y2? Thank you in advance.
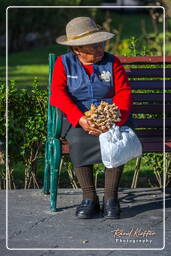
68;46;80;55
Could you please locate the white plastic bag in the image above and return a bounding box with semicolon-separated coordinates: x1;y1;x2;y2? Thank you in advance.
99;124;142;168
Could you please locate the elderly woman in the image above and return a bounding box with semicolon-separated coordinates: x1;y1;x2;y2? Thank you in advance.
50;17;132;219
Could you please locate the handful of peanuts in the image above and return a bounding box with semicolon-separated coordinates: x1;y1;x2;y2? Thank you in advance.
85;101;121;131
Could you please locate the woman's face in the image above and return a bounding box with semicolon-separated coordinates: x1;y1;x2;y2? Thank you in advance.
72;42;105;65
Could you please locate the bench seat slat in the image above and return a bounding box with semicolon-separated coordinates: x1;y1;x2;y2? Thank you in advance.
62;143;70;154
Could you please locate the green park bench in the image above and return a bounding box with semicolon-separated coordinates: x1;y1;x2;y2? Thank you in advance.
43;54;171;212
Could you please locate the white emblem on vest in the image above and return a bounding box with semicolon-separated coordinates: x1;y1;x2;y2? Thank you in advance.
99;71;111;82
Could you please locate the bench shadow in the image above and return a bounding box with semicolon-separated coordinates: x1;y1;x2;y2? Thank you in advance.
119;188;171;219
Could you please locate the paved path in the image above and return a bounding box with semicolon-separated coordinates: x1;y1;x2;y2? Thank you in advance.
0;188;171;256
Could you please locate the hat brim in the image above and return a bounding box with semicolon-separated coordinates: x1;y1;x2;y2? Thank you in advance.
56;31;115;46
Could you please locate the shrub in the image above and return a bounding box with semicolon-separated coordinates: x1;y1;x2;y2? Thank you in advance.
0;79;48;189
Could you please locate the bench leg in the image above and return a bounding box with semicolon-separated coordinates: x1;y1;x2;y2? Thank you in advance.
50;168;59;212
43;141;50;194
50;138;61;212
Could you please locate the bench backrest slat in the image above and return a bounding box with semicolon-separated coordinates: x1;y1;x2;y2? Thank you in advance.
119;56;171;64
126;68;171;78
133;93;170;102
132;104;166;114
135;118;171;128
142;143;163;152
136;130;164;137
130;80;171;90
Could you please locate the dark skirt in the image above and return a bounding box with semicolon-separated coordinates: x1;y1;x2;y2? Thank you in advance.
61;116;135;168
61;119;102;167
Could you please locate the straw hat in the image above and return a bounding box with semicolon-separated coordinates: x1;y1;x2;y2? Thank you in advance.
56;17;115;46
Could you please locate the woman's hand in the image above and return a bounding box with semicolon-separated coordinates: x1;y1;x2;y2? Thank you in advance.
79;116;103;136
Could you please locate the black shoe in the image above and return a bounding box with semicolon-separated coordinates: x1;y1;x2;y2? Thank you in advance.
103;198;121;219
75;197;100;219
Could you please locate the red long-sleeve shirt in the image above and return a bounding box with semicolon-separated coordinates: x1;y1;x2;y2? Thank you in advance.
50;55;132;127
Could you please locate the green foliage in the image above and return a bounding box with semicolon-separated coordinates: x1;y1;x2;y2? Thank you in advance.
110;33;171;57
116;36;151;56
114;31;171;57
143;153;171;187
141;32;171;56
0;79;48;188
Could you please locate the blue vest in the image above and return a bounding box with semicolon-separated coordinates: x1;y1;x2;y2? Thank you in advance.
62;51;115;112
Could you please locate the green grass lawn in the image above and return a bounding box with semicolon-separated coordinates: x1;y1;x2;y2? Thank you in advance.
0;12;165;88
0;44;67;88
